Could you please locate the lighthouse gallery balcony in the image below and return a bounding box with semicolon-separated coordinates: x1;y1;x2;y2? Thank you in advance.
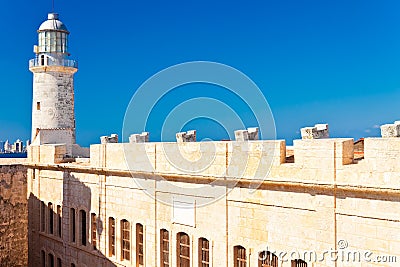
29;57;78;68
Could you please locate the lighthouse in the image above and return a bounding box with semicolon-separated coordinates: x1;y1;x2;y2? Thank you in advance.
29;13;77;155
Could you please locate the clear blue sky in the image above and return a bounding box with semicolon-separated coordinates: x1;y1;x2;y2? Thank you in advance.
1;0;400;146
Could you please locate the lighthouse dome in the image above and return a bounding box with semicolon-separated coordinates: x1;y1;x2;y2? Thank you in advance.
38;13;69;33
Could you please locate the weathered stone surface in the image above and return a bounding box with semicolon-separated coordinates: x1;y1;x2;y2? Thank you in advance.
129;132;149;143
234;127;259;141
234;130;249;141
0;165;28;267
247;127;259;140
100;134;118;144
301;123;329;139
30;68;77;146
380;121;400;137
176;130;196;142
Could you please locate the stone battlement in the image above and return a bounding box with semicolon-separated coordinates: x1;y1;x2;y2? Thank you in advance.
26;137;400;189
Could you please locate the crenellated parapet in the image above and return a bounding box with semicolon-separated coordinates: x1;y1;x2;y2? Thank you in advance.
26;135;400;190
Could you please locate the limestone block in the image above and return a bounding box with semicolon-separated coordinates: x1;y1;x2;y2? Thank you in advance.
301;123;329;139
294;138;354;169
234;130;249;141
39;144;67;164
234;127;259;141
247;127;259;140
100;133;118;144
129;132;150;143
380;121;400;137
176;130;196;142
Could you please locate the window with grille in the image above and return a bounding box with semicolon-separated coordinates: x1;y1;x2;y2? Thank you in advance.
160;229;169;267
57;205;62;238
136;223;144;266
40;201;45;232
48;202;53;235
259;251;278;267
291;259;307;267
198;238;210;267
79;210;87;246
109;217;115;257
121;219;130;261
91;213;97;250
70;208;76;243
234;246;246;267
177;232;190;267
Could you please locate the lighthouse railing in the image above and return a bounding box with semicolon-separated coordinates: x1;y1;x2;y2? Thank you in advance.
29;57;78;68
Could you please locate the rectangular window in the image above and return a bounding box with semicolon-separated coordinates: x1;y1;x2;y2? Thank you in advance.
70;208;76;243
57;205;62;238
79;210;87;246
199;238;210;267
136;223;144;266
37;102;41;111
40;201;45;232
234;246;246;267
48;202;53;235
177;232;190;267
160;229;169;267
91;213;97;250
57;258;62;267
121;219;130;261
109;217;115;257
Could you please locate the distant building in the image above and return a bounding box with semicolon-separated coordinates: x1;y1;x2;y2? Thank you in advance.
12;139;23;153
4;140;11;153
0;141;4;153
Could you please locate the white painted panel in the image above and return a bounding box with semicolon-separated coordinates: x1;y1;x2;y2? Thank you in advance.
172;199;195;227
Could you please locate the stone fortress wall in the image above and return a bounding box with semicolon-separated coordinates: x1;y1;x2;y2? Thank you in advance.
0;160;28;267
23;132;400;267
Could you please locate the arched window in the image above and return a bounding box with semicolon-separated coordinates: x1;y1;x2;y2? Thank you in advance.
70;208;76;243
57;257;62;267
48;253;54;267
259;251;278;267
160;229;169;267
121;219;130;260
71;264;76;267
48;202;53;235
291;259;307;267
56;205;62;238
40;201;45;232
198;238;210;267
177;232;190;267
109;217;115;257
41;250;45;267
234;246;246;267
79;210;87;246
136;223;144;266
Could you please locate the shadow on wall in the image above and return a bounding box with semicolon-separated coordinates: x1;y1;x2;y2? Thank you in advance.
28;172;117;267
0;165;28;267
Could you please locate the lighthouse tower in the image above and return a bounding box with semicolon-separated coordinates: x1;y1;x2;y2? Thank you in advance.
29;13;77;155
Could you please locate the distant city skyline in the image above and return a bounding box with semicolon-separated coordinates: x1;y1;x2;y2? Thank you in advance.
1;0;400;146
